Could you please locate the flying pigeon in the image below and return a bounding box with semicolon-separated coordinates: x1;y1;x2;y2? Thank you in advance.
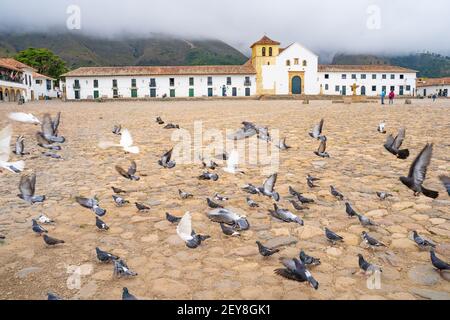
306;174;319;188
36;132;61;150
412;231;436;249
43;234;64;246
198;172;219;181
214;193;229;201
269;204;304;225
179;189;193;199
358;254;382;274
96;216;109;231
201;158;219;170
113;259;138;277
75;196;106;216
220;223;240;237
116;161;140;181
344;202;358;218
112;195;129;207
377;121;386;134
275;258;319;289
39;113;65;143
330;185;344;200
112;124;121;135
156;116;164;125
289;200;308;211
325;227;344;244
384;128;409;159
299;250;321;266
8;112;41;125
135;202;150;212
96;247;119;263
361;231;385;248
256;241;280;257
242;184;260;195
246;197;259;208
227;122;257;140
314;136;329;158
376;192;392;200
223;149;244;174
176;212;210;249
122;287;138;300
158;149;176;168
276;138;291;150
14;136;29;156
18;174;45;203
207;197;223;209
439;175;450;196
32;219;48;235
400;143;439;199
207;208;249;231
166;212;182;224
98;129;139;154
430;250;450;271
0;125;25;173
258;173;280;201
309;119;324;139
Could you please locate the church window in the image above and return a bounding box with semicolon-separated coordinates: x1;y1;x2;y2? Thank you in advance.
302;60;307;66
269;47;273;56
294;58;299;65
262;47;266;56
286;60;290;66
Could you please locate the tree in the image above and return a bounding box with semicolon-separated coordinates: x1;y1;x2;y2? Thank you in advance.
15;48;68;79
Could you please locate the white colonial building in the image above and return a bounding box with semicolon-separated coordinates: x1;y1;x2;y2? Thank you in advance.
61;36;418;100
416;77;450;97
0;58;35;102
33;72;59;99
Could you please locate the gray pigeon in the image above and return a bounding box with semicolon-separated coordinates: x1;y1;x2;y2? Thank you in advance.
306;174;319;188
325;227;344;244
135;202;150;212
289;200;308;211
96;247;119;263
166;212;182;224
384;128;409;159
158;149;176;168
376;192;392;200
122;287;137;300
214;193;229;201
207;197;223;209
275;258;319;290
96;216;109;231
179;189;193;199
299;250;321;266
430;250;450;271
220;223;240;237
314;136;329;158
358;254;382;273
258;173;280;201
113;259;138;277
112;124;121;135
242;184;260;195
42;152;62;159
412;230;436;249
18;174;46;204
330;185;344;200
361;231;385;248
36;132;61;150
207;208;249;231
112;195;129;207
156;116;164;125
345;202;358;218
14;136;29;155
246;197;259;208
43;234;64;246
47;292;63;300
198;172;219;181
309;119;324;139
32;219;48;235
116;161;140;181
256;241;280;257
356;214;378;227
269;204;304;225
39;113;65;143
76;196;106;216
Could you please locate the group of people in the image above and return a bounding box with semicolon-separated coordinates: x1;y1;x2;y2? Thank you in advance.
380;89;396;105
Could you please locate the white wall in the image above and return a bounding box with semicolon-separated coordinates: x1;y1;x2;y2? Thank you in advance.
318;71;416;97
417;85;450;97
34;78;58;99
64;74;256;100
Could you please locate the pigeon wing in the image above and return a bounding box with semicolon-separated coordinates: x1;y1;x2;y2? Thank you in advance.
263;173;277;193
0;125;12;162
384;134;395;149
52;112;61;133
128;161;137;175
317;139;326;153
8;112;40;124
41;114;55;139
116;165;131;179
75;196;94;209
393;128;406;150
19;175;33;197
408;143;433;186
439;175;450;195
162;149;173;164
176;212;194;242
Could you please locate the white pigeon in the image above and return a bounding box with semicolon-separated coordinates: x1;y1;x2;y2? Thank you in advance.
8;112;41;125
0;125;25;173
223;149;244;174
176;212;194;242
37;214;54;224
377;121;386;134
98;129;139;154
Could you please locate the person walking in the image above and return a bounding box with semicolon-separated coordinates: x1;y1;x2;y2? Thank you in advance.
432;93;437;102
388;89;395;105
380;89;386;105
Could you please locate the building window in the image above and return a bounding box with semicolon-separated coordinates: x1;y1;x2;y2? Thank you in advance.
400;74;404;79
74;79;80;89
169;78;175;87
112;79;117;87
351;74;356;80
36;79;42;84
286;60;290;66
189;77;194;86
227;77;232;85
382;74;387;80
294;58;299;65
341;74;347;79
150;78;156;87
324;74;329;79
325;84;329;90
335;85;340;92
390;85;395;91
25;76;28;86
269;47;273;56
302;60;307;67
207;77;213;86
131;79;137;87
244;77;251;86
372;74;377;80
262;47;266;56
406;85;411;91
46;79;52;91
372;85;377;92
361;74;366;79
382;85;386;92
94;80;98;88
390;74;395;80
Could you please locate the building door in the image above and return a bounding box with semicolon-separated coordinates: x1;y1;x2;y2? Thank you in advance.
31;90;34;101
208;88;213;97
189;88;194;97
291;76;302;94
74;90;80;100
0;89;3;101
399;86;404;96
150;88;156;97
222;86;226;97
131;89;138;98
232;87;237;96
361;86;366;96
342;86;346;95
245;88;250;96
94;90;99;99
170;89;176;97
113;89;118;98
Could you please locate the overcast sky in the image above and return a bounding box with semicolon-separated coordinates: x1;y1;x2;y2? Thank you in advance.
1;0;449;56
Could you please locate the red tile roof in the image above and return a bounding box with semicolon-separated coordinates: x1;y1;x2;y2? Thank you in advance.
62;63;256;77
250;36;280;48
0;58;36;72
318;64;416;73
33;72;55;80
417;77;450;87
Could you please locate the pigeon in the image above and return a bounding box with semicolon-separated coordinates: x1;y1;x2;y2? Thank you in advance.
258;173;280;201
166;212;182;224
256;241;280;257
198;172;219;181
306;174;320;188
400;143;439;199
361;231;385;248
112;186;127;194
299;250;321;266
227;122;257;140
330;185;344;200
43;234;64;246
246;197;259;208
75;196;106;216
358;254;382;273
377;121;386;134
39;113;65;143
156;116;164;125
214;193;229;201
42;152;63;159
242;184;260;195
113;259;138;277
164;123;180;129
269;204;304;225
179;189;193;199
309;119;324;139
314;136;329;157
207;197;223;209
220;223;240;237
289;186;315;204
325;227;344;244
96;216;109;231
376;192;393;200
356;214;378;227
275;258;319;289
430;250;450;271
96;247;119;263
37;214;54;224
176;212;210;249
18;174;45;203
112;195;129;207
112;124;121;135
122;287;137;300
36;132;61;150
439;175;450;196
51;112;62;136
202;159;219;170
116;161;140;181
8;112;41;125
32;219;48;235
135;202;150;212
345;202;358;218
158;149;176;168
98;128;139;154
384;128;409;159
223;149;244;174
412;231;436;249
14;136;29;156
244;122;270;142
289;200;308;211
276;138;291;150
47;292;63;300
207;208;249;231
0;125;25;173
